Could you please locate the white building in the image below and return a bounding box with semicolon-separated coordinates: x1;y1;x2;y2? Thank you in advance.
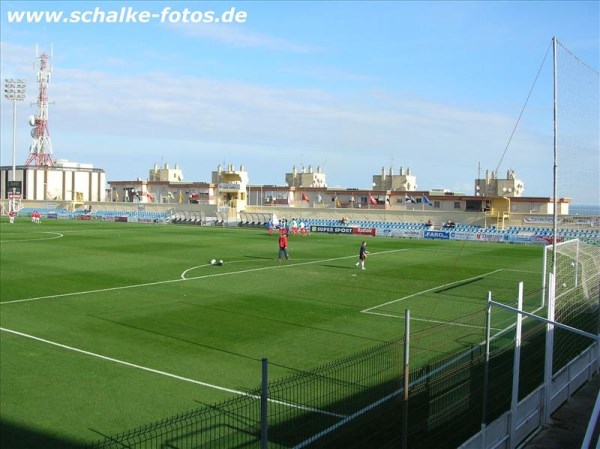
285;165;327;188
372;166;417;191
1;160;106;204
475;169;525;197
211;164;249;211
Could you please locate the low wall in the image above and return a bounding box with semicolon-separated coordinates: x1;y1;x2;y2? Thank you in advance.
3;200;598;229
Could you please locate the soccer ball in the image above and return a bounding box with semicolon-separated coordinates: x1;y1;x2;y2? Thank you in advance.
570;262;575;267
562;283;567;288
210;259;216;265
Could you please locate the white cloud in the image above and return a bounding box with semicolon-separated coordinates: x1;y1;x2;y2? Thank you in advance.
169;22;317;53
2;53;554;195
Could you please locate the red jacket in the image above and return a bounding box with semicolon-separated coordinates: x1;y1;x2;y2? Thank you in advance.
279;235;288;248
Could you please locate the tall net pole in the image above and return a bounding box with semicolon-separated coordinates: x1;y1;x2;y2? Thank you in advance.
552;36;559;281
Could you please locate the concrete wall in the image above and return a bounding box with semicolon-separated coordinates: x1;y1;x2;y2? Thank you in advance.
3;200;597;230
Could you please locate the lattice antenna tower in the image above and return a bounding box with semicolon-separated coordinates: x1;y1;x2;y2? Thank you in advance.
25;45;55;166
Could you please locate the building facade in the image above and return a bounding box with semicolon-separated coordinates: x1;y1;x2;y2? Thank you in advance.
1;160;106;204
285;165;327;188
372;166;417;191
475;169;525;197
105;163;571;220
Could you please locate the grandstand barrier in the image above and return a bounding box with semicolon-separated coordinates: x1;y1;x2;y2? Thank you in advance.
6;204;599;244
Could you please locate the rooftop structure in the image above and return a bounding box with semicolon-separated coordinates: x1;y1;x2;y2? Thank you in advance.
372;166;417;191
285;165;327;188
475;169;525;197
149;163;183;182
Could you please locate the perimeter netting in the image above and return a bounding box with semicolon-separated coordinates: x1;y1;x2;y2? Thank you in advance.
555;40;600;218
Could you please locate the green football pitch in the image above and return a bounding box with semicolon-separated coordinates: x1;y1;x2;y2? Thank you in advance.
0;219;544;447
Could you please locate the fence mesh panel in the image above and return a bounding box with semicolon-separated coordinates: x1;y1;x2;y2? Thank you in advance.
88;256;597;449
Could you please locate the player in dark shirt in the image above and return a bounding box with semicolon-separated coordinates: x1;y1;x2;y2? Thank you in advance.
355;241;369;270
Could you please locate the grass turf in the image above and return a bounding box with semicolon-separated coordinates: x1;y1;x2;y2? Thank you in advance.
0;219;544;446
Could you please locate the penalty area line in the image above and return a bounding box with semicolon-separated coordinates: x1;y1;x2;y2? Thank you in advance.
361;269;503;314
362;311;503;331
0;326;345;419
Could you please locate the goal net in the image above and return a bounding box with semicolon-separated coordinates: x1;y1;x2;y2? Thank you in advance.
544;238;599;328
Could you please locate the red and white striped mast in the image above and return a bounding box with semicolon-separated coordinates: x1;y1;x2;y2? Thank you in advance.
25;45;54;166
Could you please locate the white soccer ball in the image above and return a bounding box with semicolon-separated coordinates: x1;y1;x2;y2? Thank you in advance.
562;283;567;288
570;262;575;267
211;259;216;265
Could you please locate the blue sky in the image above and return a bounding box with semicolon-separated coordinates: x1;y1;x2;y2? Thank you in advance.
1;1;598;198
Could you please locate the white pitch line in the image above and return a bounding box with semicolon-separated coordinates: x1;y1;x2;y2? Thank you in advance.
363;311;502;331
1;277;188;305
0;326;246;394
0;231;64;243
361;269;503;314
1;248;409;305
180;249;407;281
0;326;346;418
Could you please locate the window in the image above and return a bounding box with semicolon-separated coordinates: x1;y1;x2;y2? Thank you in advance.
454;202;461;209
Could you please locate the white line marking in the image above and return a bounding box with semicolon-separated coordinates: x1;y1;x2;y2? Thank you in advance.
361;269;503;313
363;311;503;331
180;248;407;281
2;278;187;305
1;249;409;305
0;326;345;418
0;231;64;243
181;259;260;279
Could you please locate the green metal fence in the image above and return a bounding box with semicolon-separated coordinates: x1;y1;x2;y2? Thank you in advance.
88;292;597;449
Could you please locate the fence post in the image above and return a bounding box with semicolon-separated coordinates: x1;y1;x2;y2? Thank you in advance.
402;309;410;449
543;273;556;425
509;282;524;449
481;292;492;435
261;357;268;449
541;244;548;308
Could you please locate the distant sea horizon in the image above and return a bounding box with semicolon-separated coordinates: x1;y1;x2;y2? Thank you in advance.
570;204;600;215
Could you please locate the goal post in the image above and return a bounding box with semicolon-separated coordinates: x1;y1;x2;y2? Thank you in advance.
543;239;600;321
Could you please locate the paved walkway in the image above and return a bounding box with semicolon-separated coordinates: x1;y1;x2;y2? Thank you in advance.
524;374;599;449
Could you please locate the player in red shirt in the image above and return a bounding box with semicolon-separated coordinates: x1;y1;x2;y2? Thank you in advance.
278;232;290;261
